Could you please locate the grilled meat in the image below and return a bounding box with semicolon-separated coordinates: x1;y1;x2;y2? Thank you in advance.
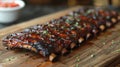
2;8;120;61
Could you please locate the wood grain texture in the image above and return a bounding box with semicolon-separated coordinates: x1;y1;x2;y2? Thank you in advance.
0;6;120;67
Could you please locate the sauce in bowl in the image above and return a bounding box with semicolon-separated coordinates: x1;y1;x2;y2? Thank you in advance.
0;2;19;8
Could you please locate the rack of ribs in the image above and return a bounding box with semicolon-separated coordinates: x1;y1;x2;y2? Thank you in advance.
2;7;120;61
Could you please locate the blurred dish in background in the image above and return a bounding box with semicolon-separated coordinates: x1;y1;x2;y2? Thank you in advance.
0;0;25;23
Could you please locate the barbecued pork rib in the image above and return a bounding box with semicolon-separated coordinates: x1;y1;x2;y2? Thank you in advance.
2;8;120;61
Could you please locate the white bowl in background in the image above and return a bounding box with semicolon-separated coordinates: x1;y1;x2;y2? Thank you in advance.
0;0;25;23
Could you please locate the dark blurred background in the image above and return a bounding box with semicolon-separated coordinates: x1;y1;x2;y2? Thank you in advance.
0;0;120;29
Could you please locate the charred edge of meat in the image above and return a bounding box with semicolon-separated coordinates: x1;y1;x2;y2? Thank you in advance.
78;37;85;44
61;48;70;55
111;17;117;24
86;33;92;40
118;15;120;21
106;21;112;27
70;42;76;49
22;45;37;52
49;53;58;62
99;24;106;31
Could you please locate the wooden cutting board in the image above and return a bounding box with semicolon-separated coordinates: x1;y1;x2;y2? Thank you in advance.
0;6;120;67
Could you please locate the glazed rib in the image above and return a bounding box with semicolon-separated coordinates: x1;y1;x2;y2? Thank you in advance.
2;8;120;61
